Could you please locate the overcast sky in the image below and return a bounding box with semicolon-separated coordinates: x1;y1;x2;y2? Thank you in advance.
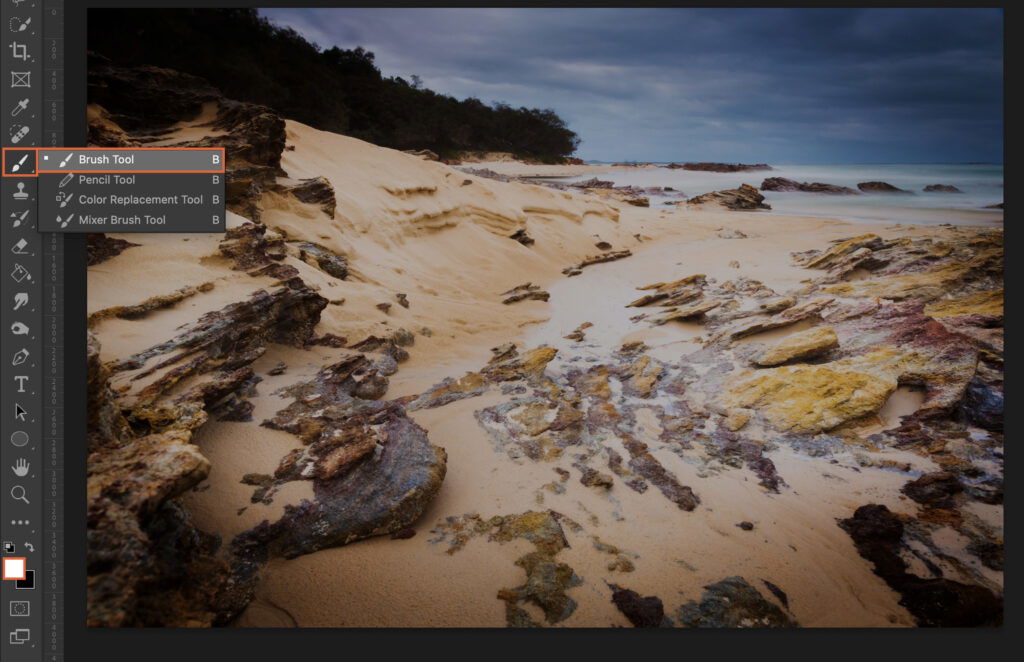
260;8;1003;164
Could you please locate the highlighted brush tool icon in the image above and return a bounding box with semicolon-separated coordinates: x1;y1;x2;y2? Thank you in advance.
10;154;28;172
58;153;73;168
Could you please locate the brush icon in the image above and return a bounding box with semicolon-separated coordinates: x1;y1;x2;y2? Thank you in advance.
58;152;73;168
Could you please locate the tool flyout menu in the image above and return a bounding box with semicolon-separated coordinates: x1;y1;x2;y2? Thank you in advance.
1;3;225;658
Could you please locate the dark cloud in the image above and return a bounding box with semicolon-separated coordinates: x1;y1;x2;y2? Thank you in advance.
261;8;1002;163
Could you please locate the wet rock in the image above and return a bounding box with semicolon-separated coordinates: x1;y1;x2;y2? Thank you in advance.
628;274;705;307
923;184;962;193
278;176;336;217
575;463;614;489
396;293;410;308
376;302;392;314
219;223;287;272
86;233;140;266
501;282;550;304
686;184;770;211
510;228;535;245
761;177;859;195
294;241;348;280
959;375;1003;432
650;300;721;325
754;326;838;366
235;356;446;560
610;585;668;627
724;359;895;433
676;577;796;627
562;250;633;276
89;282;214;327
838;504;1002;626
857;181;912;194
736;521;754;531
306;333;348;348
563;322;592;342
724;297;833;340
761;580;789;609
268;362;287;376
901;471;963;509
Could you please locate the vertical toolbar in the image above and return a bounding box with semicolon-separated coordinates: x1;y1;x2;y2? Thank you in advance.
2;2;60;660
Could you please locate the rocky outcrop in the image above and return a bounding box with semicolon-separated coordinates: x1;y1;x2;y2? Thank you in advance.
86;233;139;266
232;356;446;560
668;162;772;173
753;327;838;366
676;577;796;627
88;55;288;222
500;282;550;304
277;176;336;218
923;184;962;193
562;249;632;276
839;505;1002;626
857;181;912;194
761;177;859;195
686;184;770;210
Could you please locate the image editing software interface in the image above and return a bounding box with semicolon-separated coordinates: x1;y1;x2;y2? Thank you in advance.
0;2;1009;658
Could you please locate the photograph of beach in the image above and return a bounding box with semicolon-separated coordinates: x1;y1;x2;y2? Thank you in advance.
83;8;1003;628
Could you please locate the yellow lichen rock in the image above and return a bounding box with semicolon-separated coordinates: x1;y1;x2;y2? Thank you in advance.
724;359;898;433
925;289;1003;318
755;327;839;366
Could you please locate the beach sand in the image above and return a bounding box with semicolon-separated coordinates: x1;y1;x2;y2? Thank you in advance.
88;120;1003;628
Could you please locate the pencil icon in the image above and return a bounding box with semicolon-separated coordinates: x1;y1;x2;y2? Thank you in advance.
58;172;73;188
58;152;74;168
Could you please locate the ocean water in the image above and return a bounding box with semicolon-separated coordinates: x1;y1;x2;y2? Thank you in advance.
562;163;1004;225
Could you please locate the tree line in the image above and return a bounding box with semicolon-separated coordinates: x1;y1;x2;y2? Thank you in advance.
88;8;581;161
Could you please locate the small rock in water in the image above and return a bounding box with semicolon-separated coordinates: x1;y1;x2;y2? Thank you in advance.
396;293;410;308
268;362;287;376
736;521;755;531
376;302;392;314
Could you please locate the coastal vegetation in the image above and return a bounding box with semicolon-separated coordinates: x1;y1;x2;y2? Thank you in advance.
87;8;581;162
